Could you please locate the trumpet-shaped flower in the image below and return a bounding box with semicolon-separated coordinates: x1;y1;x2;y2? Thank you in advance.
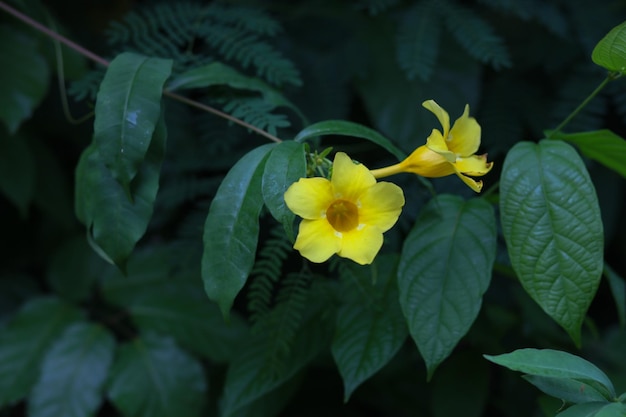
370;100;493;192
284;152;405;265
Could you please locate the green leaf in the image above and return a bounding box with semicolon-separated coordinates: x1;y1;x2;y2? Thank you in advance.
261;140;306;240
331;255;408;401
592;21;626;73
0;297;84;407
0;25;49;134
556;403;612;417
75;115;167;267
107;333;207;417
202;143;276;318
604;263;626;327
220;311;332;417
523;375;610;404
500;140;604;345
293;120;406;161
94;52;172;187
128;288;248;363
46;236;108;302
398;195;496;378
29;323;115;417
594;403;626;417
552;130;626;179
0;131;35;217
484;348;616;400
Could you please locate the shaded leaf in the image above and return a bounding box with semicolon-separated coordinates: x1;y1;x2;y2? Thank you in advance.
0;131;35;217
294;120;406;161
592;21;626;73
484;348;616;400
128;289;248;363
398;195;496;378
261;140;306;240
75;115;167;267
107;333;207;417
522;374;609;404
29;323;115;417
94;52;172;187
0;297;84;407
500;140;604;345
0;25;49;134
604;263;626;328
556;403;612;417
201;143;276;318
553;130;626;179
220;310;333;417
332;255;407;401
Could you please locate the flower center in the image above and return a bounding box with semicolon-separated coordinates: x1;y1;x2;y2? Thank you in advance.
326;199;359;233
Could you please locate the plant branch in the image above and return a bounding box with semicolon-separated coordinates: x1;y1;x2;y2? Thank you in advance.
0;0;282;143
547;75;611;138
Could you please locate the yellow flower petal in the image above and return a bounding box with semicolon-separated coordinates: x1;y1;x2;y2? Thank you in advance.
338;225;384;265
448;105;481;157
422;100;450;138
402;146;456;177
425;129;456;162
294;219;341;263
284;177;334;220
455;173;484;193
454;154;493;176
358;182;405;232
331;152;376;201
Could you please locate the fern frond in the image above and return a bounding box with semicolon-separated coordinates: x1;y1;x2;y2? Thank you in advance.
207;4;283;36
222;98;291;137
355;0;401;15
68;66;106;102
254;271;312;376
200;23;301;87
476;0;532;20
438;0;511;70
248;226;293;322
395;1;440;81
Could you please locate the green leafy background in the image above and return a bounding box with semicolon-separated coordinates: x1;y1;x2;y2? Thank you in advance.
0;1;625;417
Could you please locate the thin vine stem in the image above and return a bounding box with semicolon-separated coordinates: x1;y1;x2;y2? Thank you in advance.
547;75;611;138
0;0;282;143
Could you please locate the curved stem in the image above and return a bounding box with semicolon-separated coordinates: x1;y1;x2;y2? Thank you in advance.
0;0;282;143
548;75;611;138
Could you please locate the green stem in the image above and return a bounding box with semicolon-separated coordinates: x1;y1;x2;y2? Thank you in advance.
0;0;282;143
548;75;611;138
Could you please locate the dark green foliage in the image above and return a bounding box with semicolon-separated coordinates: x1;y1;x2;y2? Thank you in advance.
1;1;626;417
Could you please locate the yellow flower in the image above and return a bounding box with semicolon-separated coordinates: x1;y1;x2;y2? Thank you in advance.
370;100;493;192
284;152;405;265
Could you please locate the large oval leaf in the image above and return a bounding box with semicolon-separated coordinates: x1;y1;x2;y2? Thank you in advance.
592;21;626;73
202;144;276;318
94;52;172;187
398;195;496;378
500;140;604;345
107;333;207;417
331;255;407;401
261;140;306;240
293;120;406;161
29;323;115;417
0;297;84;407
0;26;49;134
75;116;167;267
